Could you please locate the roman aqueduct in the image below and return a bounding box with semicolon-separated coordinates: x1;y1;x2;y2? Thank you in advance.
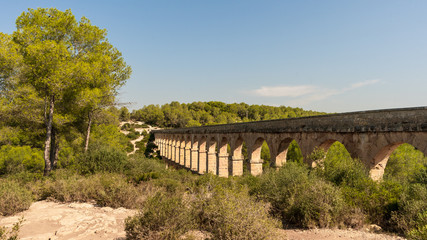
153;107;427;180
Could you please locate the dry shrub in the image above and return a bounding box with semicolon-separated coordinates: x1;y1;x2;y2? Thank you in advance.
125;177;280;240
125;192;196;240
0;179;32;216
39;170;154;209
195;186;281;240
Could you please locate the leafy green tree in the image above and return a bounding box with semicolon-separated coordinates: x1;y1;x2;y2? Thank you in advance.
119;107;131;122
140;104;164;126
9;8;130;175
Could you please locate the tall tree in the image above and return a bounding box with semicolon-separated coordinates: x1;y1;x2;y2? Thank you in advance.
11;8;131;175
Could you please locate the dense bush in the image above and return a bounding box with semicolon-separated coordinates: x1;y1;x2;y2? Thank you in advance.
251;163;350;228
0;145;44;175
389;183;427;234
0;179;32;216
320;142;370;187
76;144;128;174
384;143;427;183
125;175;280;240
125;192;196;239
39;170;149;208
125;155;166;184
126;130;140;140
194;183;280;239
407;210;427;240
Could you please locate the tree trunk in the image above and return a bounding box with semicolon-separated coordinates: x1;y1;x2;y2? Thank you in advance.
50;126;59;169
52;144;59;169
43;95;54;176
84;111;92;153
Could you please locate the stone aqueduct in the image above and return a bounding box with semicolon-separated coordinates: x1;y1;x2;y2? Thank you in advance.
152;107;427;180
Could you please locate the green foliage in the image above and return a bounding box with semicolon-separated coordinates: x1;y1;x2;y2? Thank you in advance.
407;210;427;240
131;101;324;128
261;141;271;169
126;141;134;152
384;143;427;183
318;142;370;187
119;107;130;121
1;8;131;174
126;130;140;140
249;163;350;228
0;145;44;175
388;183;427;236
286;140;303;164
90;124;129;151
0;179;32;216
194;184;280;240
125;175;280;240
308;147;327;164
125;192;196;240
125;155;166;184
77;144;127;174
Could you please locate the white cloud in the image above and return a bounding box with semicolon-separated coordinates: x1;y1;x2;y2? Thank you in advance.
253;85;317;97
249;79;382;106
350;79;381;89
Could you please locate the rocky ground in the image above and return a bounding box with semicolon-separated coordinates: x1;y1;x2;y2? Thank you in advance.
0;201;136;240
0;201;406;240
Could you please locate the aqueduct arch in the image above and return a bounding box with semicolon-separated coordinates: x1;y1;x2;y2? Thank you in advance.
154;107;427;180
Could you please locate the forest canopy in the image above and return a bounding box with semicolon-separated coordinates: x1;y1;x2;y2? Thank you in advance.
129;101;325;128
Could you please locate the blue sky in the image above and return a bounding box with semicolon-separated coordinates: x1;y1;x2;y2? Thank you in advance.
1;1;426;112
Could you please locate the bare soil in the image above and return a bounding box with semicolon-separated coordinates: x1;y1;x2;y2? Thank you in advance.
0;201;136;240
282;228;405;240
0;201;406;240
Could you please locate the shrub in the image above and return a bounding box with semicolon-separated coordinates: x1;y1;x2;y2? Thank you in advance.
285;140;303;164
126;142;134;153
250;162;352;228
125;175;280;240
194;185;281;240
0;145;44;175
0;179;32;216
144;142;158;158
286;180;347;228
125;156;165;184
121;123;131;131
125;192;196;240
39;170;148;208
407;210;427;240
77;144;127;174
318;143;370;187
389;183;427;236
127;130;140;140
384;143;427;183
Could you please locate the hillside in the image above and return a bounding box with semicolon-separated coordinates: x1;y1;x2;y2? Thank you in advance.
127;101;325;128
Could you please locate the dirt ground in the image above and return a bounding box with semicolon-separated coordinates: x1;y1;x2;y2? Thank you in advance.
0;201;136;240
0;201;406;240
283;228;405;240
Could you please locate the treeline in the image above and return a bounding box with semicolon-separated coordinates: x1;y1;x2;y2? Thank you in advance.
128;101;325;128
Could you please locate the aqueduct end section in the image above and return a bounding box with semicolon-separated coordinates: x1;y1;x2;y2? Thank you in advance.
153;107;427;180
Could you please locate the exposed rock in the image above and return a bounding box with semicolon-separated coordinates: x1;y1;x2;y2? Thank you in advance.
0;201;136;240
